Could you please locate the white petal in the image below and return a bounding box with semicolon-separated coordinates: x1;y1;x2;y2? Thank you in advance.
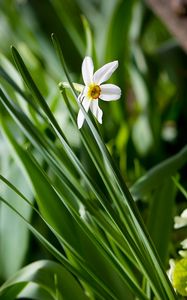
78;93;83;103
167;259;175;282
90;100;103;124
174;208;187;229
78;87;86;103
100;84;121;101
181;209;187;218
77;97;91;129
93;61;118;84
82;56;94;85
178;250;187;257
174;216;187;229
181;239;187;249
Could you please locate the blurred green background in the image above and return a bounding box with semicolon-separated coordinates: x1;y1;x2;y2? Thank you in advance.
0;0;187;285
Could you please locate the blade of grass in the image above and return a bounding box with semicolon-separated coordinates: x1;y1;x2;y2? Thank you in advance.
147;178;177;265
131;144;187;199
172;176;187;199
11;46;68;144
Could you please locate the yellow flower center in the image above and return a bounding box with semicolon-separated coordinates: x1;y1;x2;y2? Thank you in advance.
87;84;101;100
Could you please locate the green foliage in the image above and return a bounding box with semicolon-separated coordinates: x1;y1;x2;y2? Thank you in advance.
173;258;187;296
0;260;89;300
0;39;176;300
0;161;33;279
0;0;187;299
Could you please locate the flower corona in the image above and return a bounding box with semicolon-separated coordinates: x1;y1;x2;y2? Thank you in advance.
87;84;101;100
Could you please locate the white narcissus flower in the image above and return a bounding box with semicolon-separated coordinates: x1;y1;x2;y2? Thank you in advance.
76;56;121;129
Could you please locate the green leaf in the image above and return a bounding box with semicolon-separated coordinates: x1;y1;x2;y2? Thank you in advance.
18;282;53;300
0;127;33;279
172;176;187;200
147;178;177;265
81;16;93;57
0;162;33;279
0;65;45;119
50;0;84;55
0;283;26;300
11;46;66;141
132;114;153;156
131;144;187;199
18;283;54;300
0;260;89;300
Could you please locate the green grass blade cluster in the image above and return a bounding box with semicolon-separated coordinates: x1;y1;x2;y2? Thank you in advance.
0;43;177;300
